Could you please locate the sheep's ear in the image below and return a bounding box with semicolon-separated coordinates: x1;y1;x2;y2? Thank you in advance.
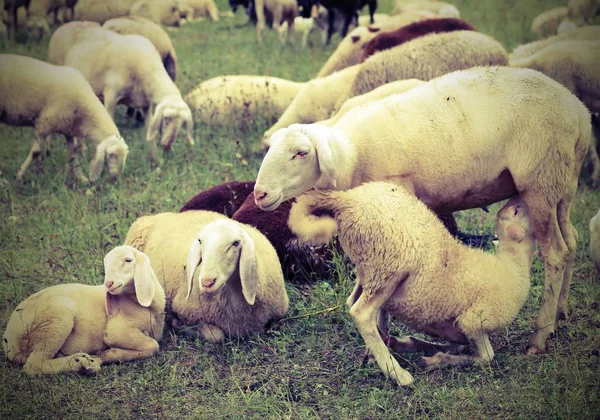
147;101;167;142
186;239;202;300
239;229;258;305
505;224;525;242
133;250;155;307
310;127;337;188
89;138;107;182
105;293;120;317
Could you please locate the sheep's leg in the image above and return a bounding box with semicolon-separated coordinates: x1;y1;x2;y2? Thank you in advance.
346;282;362;309
65;135;89;184
386;335;467;357
208;3;220;22
103;89;120;120
368;1;375;24
171;319;225;342
101;328;159;363
556;183;579;321
286;19;295;45
25;351;101;375
588;123;600;187
325;8;335;45
419;332;493;371
349;278;414;386
17;136;43;181
340;12;354;38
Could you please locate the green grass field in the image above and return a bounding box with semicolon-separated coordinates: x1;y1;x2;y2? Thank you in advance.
1;0;599;418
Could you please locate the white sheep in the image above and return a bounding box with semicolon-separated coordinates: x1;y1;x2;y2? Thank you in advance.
184;75;305;128
531;7;569;38
130;0;184;27
591;208;600;275
0;54;128;183
2;246;165;375
74;0;138;23
509;25;600;61
288;183;535;386
278;16;314;47
177;0;222;22
392;1;460;17
103;16;178;81
255;0;299;44
254;66;591;355
48;24;194;160
509;40;600;185
264;30;508;147
123;211;289;342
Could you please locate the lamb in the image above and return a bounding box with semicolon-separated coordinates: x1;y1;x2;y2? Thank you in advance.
48;24;194;159
278;15;315;47
2;246;165;375
264;30;508;146
509;40;600;185
103;16;178;81
0;54;128;183
123;211;289;342
288;183;535;386
74;0;137;23
591;208;600;275
255;0;298;44
184;75;305;129
392;1;460;18
360;17;476;62
177;0;223;22
559;0;599;32
130;0;184;27
509;25;600;60
531;7;569;38
254;66;591;355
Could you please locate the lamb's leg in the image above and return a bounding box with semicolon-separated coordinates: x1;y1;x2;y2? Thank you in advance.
588;122;600;187
386;335;467;357
25;351;102;375
17;135;46;181
101;328;159;363
368;1;375;24
65;135;89;184
340;12;354;38
556;181;579;320
103;89;119;120
325;8;335;45
420;332;493;371
346;282;362;309
171;319;225;342
286;19;294;45
208;2;220;22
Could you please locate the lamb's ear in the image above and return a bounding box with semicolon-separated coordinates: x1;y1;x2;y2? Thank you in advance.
147;101;167;142
239;229;258;305
133;250;155;307
89;138;107;182
105;293;120;317
309;127;337;188
505;224;525;242
186;239;202;300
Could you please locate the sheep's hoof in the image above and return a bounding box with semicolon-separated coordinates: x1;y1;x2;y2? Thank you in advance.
525;345;545;356
392;369;415;387
73;352;101;374
418;352;447;372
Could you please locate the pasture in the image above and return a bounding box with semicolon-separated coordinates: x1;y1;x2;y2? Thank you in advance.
0;0;599;418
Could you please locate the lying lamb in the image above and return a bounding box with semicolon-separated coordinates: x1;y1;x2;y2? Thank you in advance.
124;211;289;341
288;183;535;386
0;54;128;184
254;66;591;355
48;24;194;160
2;246;166;375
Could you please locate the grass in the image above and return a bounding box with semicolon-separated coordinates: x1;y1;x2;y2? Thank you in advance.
1;0;599;418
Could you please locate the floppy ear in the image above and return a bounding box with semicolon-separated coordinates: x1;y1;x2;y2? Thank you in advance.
186;239;202;300
133;250;155;307
147;101;167;142
239;229;258;305
89;139;107;182
505;224;525;242
105;293;120;317
309;126;337;188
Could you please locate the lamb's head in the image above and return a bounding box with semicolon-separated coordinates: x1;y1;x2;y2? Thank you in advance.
255;124;337;211
147;96;194;151
25;16;51;41
186;220;258;305
89;134;129;182
495;197;534;245
103;246;156;315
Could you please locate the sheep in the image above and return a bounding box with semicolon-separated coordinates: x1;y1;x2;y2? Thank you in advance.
360;17;476;62
74;0;137;23
177;0;224;22
130;0;184;27
3;0;29;39
0;54;128;184
287;183;535;386
2;246;165;375
123;211;289;342
392;1;460;18
48;24;194;159
530;7;569;38
509;25;600;61
264;30;508;146
103;16;178;81
0;19;7;44
278;15;315;47
591;208;600;275
559;0;599;32
28;0;70;24
184;75;305;129
254;66;591;355
255;0;298;44
24;15;50;40
509;40;600;185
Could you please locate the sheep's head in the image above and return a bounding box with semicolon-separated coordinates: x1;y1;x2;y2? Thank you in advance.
147;97;194;151
89;134;129;182
255;124;336;211
162;2;185;27
103;246;156;315
495;197;534;244
186;220;258;305
26;16;51;41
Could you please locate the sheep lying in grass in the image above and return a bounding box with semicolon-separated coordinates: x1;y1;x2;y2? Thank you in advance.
392;0;460;17
591;208;600;275
509;25;600;60
48;24;194;160
185;75;305;129
531;7;569;38
103;16;178;81
130;0;184;27
263;30;508;147
559;0;599;33
0;54;128;184
74;0;138;23
288;183;535;386
177;0;221;22
2;246;165;375
254;66;591;355
124;211;289;342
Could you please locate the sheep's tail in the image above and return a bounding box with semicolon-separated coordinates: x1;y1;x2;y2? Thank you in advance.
288;190;339;246
123;217;153;252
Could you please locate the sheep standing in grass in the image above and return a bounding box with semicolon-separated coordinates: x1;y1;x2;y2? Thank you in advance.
178;0;223;22
0;54;128;183
255;0;298;44
2;246;165;375
392;1;460;17
48;24;194;160
254;66;591;355
591;209;600;274
124;211;289;342
288;183;535;386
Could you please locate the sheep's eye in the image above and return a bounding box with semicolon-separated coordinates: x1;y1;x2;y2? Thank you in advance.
125;258;133;263
292;150;308;159
198;239;202;244
232;240;240;247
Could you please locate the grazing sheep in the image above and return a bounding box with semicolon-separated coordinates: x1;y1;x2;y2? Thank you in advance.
531;7;569;38
124;211;289;342
103;16;178;81
74;0;137;23
255;0;298;44
28;0;70;24
2;246;165;375
0;54;128;183
264;30;508;146
130;0;184;26
278;15;315;47
288;184;535;386
48;24;194;159
509;25;600;60
392;0;460;17
178;0;223;22
509;40;600;185
3;0;29;39
360;17;476;62
591;208;600;274
184;75;305;129
254;66;591;355
24;15;50;40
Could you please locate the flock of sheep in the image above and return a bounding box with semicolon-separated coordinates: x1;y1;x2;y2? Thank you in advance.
1;0;600;389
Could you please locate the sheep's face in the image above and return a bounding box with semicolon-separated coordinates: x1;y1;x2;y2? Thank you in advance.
89;134;129;182
26;16;50;41
495;197;533;243
148;98;194;150
255;126;323;211
163;4;184;27
103;247;137;296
